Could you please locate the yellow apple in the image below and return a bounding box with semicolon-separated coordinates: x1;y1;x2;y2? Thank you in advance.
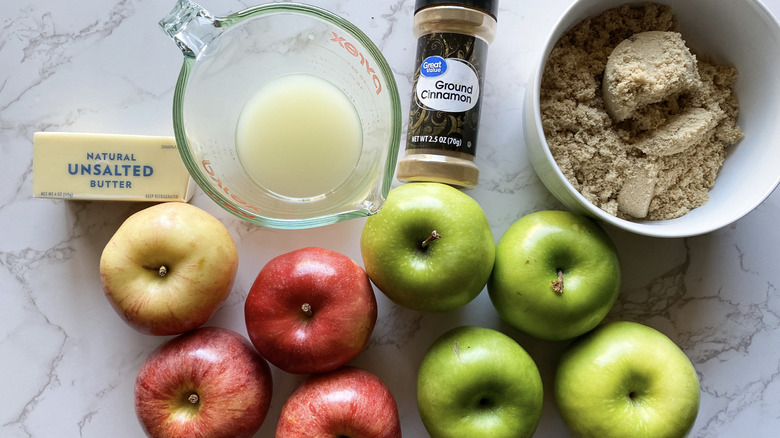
100;203;238;335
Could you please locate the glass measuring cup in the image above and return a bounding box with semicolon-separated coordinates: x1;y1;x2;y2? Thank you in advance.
159;0;401;229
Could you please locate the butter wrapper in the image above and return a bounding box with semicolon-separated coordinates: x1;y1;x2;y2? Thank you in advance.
33;132;195;202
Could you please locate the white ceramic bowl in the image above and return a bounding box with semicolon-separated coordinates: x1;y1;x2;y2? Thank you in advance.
524;0;780;238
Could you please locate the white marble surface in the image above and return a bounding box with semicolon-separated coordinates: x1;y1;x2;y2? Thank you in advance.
3;0;780;436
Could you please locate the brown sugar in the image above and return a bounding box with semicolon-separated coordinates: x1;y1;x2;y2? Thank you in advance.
603;31;702;123
540;3;743;220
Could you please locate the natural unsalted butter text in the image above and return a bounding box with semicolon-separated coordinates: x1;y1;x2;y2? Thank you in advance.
33;132;195;202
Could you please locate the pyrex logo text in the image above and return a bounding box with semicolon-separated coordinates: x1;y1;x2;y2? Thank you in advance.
330;32;383;95
202;160;261;219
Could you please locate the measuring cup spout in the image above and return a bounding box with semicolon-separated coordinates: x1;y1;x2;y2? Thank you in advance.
159;0;223;58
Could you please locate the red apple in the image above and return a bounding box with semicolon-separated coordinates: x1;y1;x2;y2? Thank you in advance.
276;366;402;438
244;247;377;374
134;327;272;438
100;202;239;335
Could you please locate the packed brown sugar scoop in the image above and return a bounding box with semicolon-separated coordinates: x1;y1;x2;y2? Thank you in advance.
602;31;734;219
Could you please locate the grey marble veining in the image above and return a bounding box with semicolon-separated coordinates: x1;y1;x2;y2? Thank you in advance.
2;0;779;437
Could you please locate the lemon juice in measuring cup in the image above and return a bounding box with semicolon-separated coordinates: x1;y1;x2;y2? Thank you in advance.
236;74;363;200
161;0;401;229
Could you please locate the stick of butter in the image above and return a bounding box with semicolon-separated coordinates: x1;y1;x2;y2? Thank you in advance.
33;132;195;202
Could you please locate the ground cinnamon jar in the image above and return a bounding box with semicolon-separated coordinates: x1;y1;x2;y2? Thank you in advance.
396;0;498;188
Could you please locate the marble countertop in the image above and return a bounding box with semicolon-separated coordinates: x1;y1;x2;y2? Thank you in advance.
3;0;779;436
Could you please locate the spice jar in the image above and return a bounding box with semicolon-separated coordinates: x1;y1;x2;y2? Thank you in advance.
396;0;498;188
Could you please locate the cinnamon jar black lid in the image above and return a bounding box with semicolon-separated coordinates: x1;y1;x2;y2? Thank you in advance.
414;0;499;20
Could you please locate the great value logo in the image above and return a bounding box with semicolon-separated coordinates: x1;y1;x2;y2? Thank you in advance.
421;56;447;77
415;56;480;113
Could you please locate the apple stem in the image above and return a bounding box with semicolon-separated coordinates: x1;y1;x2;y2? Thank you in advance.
551;269;564;294
188;393;199;404
421;230;441;249
158;266;168;277
301;303;313;317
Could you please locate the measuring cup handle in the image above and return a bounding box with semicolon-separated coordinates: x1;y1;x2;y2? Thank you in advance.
159;0;224;58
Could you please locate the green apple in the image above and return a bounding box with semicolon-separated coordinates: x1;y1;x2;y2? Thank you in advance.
417;326;543;438
487;210;621;340
555;321;701;438
360;182;494;312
